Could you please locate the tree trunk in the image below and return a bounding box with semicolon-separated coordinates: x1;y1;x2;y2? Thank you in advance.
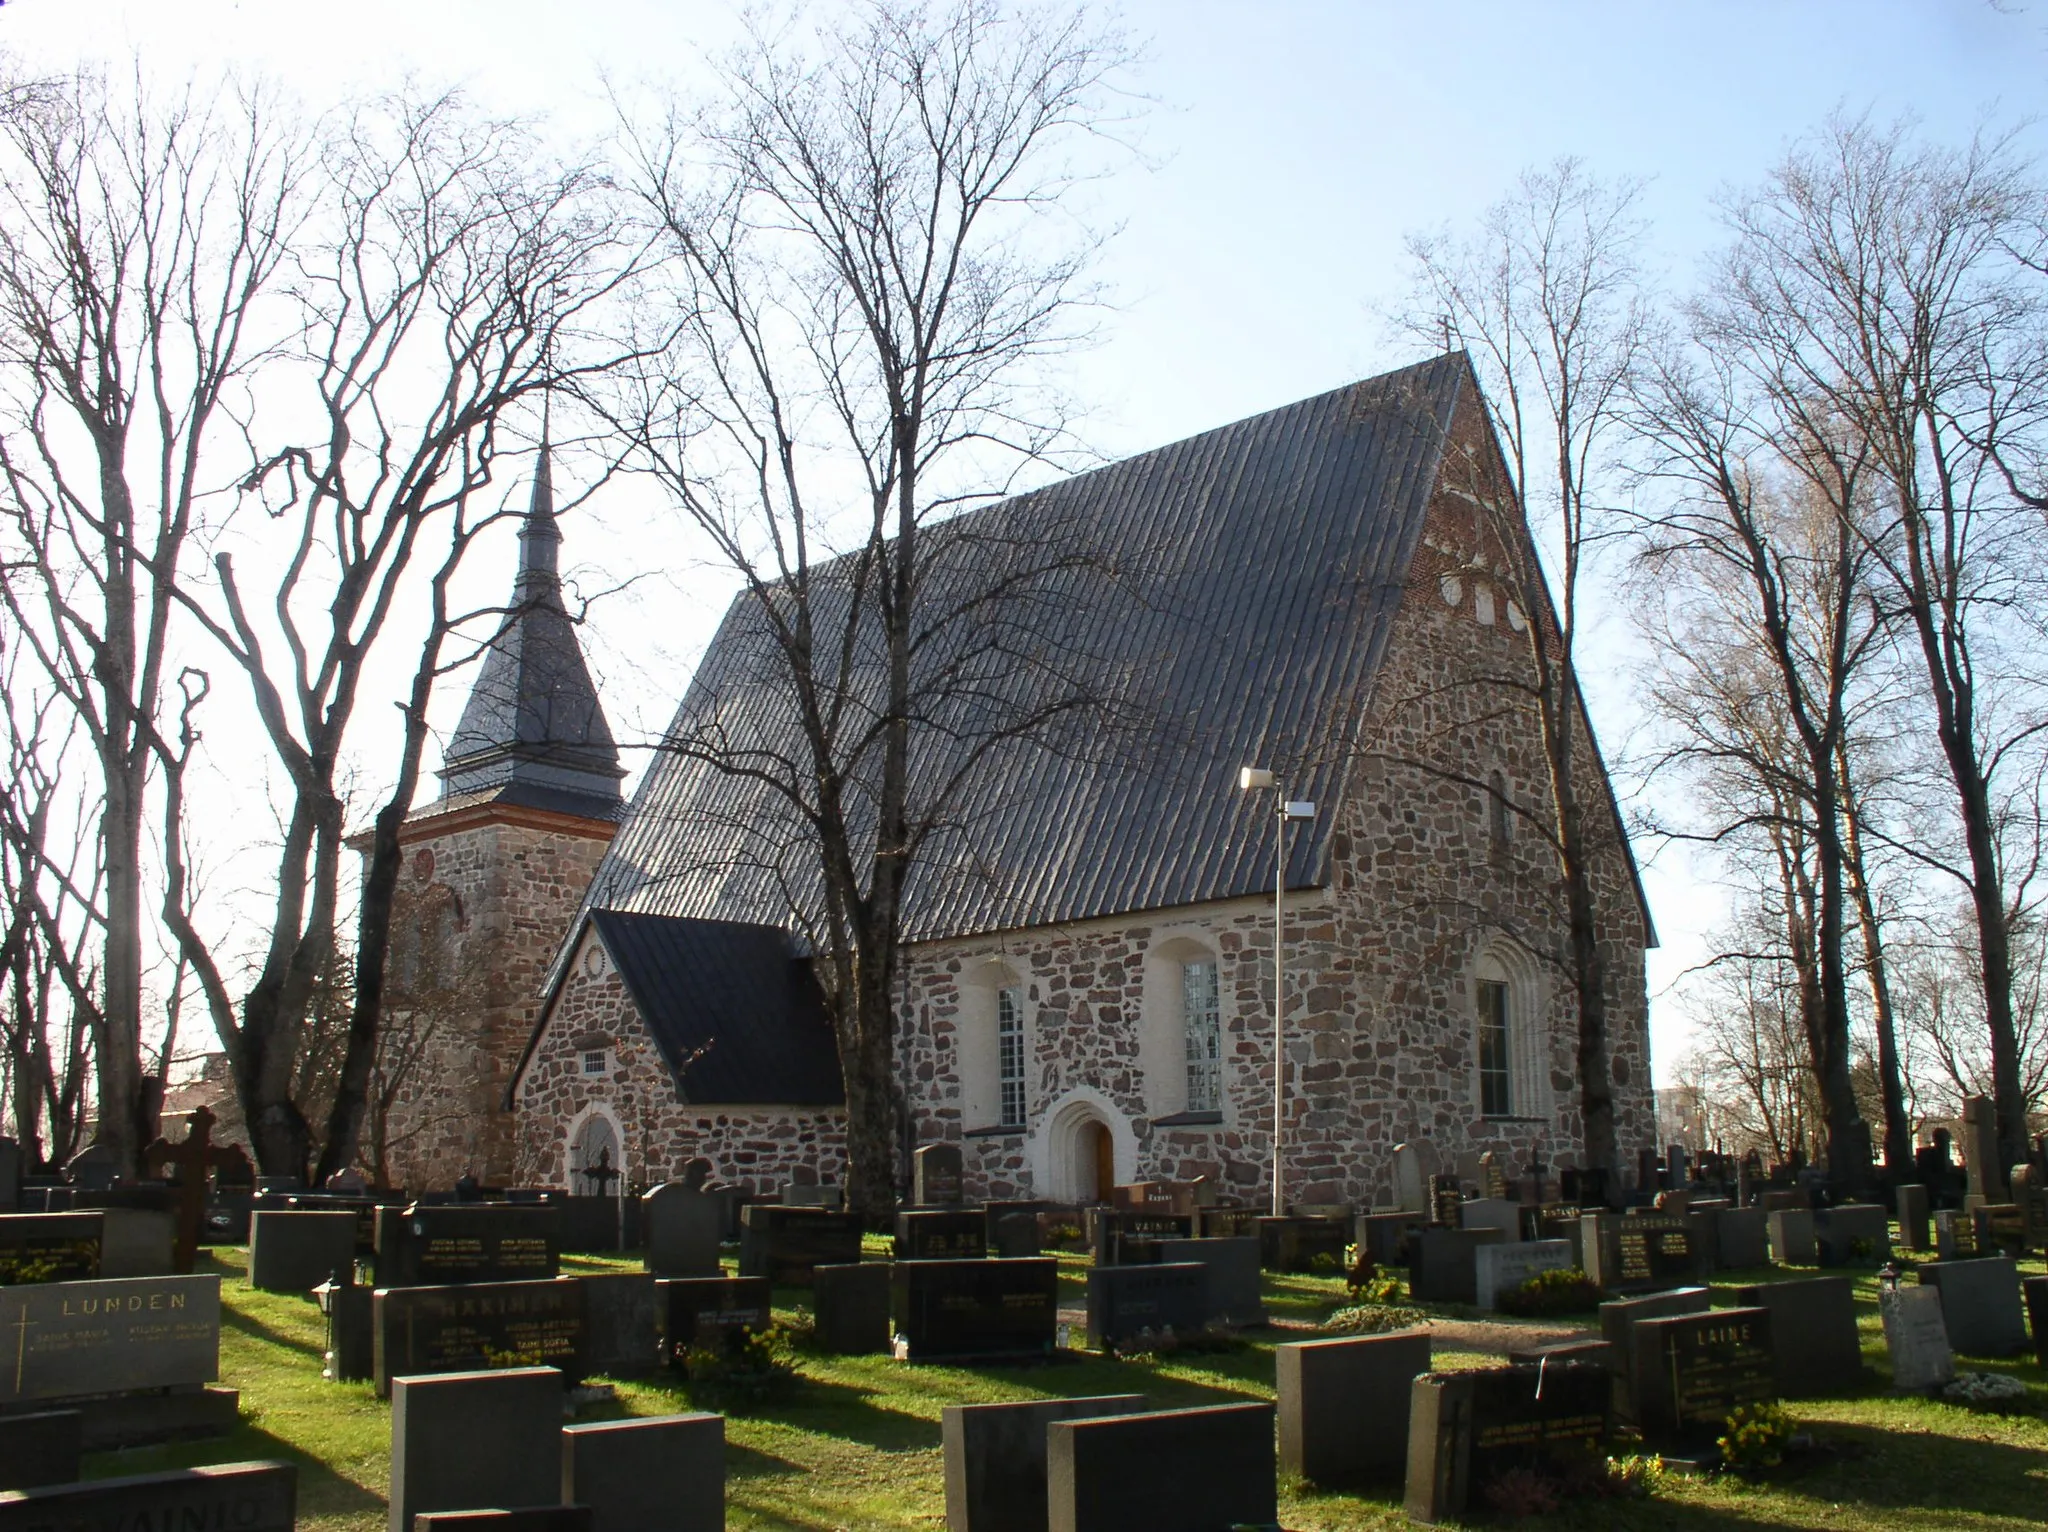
840;929;902;1227
1838;748;1910;1174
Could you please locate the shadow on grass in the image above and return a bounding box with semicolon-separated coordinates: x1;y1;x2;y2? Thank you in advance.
222;1301;325;1360
84;1421;386;1520
1783;1414;2048;1520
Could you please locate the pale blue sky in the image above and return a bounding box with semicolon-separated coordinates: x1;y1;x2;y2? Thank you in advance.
8;0;2045;1075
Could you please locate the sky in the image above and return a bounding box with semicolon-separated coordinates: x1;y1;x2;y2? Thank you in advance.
6;0;2047;1081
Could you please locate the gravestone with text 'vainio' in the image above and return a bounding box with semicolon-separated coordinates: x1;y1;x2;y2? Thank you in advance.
372;1277;585;1397
0;1462;295;1532
376;1205;560;1288
1405;1362;1611;1526
893;1258;1058;1361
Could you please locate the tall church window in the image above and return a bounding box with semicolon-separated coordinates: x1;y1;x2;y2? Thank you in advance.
997;987;1026;1127
1478;978;1512;1116
1488;770;1513;854
1183;959;1222;1113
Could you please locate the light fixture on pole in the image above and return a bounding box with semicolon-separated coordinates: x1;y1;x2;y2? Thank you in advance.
1239;766;1315;1218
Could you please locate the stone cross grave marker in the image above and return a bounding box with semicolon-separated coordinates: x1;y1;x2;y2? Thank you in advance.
913;1144;965;1207
943;1394;1146;1532
1881;1281;1956;1391
0;1462;295;1532
142;1106;251;1274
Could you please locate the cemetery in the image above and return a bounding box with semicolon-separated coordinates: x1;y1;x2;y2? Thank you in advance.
1;1145;2046;1531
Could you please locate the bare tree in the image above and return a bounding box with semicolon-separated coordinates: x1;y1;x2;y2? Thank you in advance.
607;1;1131;1221
1398;159;1649;1189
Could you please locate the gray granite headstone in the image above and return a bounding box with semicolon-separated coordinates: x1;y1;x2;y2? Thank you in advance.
1457;1197;1521;1239
561;1413;723;1532
1276;1328;1430;1486
1814;1203;1891;1266
1408;1227;1504;1304
1735;1276;1862;1396
942;1395;1146;1532
1767;1208;1817;1265
1046;1403;1275;1532
1155;1236;1264;1326
389;1367;561;1532
1082;1262;1207;1350
97;1208;176;1277
0;1409;80;1490
1935;1207;1987;1261
1896;1183;1931;1251
0;1462;294;1532
1392;1142;1430;1214
1716;1207;1769;1268
913;1144;965;1207
250;1209;359;1292
1881;1284;1955;1391
1919;1256;2027;1357
642;1165;722;1280
813;1262;891;1354
0;1273;219;1406
577;1273;658;1379
1473;1239;1574;1310
374;1279;586;1397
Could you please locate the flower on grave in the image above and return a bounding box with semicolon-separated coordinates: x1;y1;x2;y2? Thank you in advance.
1942;1371;2030;1407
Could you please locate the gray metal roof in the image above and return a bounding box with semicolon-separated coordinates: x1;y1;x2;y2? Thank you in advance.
566;354;1469;955
437;448;626;808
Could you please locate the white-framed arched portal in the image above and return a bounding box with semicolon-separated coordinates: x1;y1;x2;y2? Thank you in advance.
1029;1086;1137;1203
564;1102;625;1195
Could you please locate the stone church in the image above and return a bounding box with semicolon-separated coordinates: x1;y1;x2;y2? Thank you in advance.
379;352;1656;1207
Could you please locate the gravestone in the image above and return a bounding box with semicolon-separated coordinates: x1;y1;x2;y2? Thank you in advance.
1896;1183;1931;1252
1277;1328;1430;1486
1684;1205;1721;1271
98;1207;176;1277
0;1409;80;1491
1256;1215;1347;1273
1155;1236;1263;1326
737;1205;862;1285
1091;1211;1190;1266
659;1276;771;1368
1083;1262;1207;1350
1524;1203;1585;1266
913;1144;965;1207
780;1171;842;1209
416;1512;590;1532
1477;1151;1508;1200
1194;1206;1259;1240
561;1413;724;1532
1581;1211;1699;1291
377;1204;560;1288
1919;1256;2027;1356
1473;1239;1574;1310
389;1367;561;1532
813;1262;891;1354
0;1462;295;1532
142;1105;251;1273
1735;1277;1861;1396
1427;1177;1462;1229
554;1196;625;1255
1881;1283;1956;1391
2010;1163;2048;1251
1628;1307;1774;1444
1392;1142;1429;1214
1963;1094;2005;1204
1815;1203;1891;1266
2024;1274;2048;1368
988;1210;1041;1259
1045;1402;1276;1532
942;1395;1147;1532
578;1273;659;1379
0;1212;101;1284
642;1164;722;1280
1404;1363;1610;1526
64;1145;116;1192
0;1141;16;1214
1355;1210;1426;1266
1982;1203;2027;1257
373;1278;585;1396
1457;1197;1520;1240
1936;1208;1987;1261
1767;1208;1817;1265
894;1257;1058;1361
317;1272;373;1383
1715;1206;1768;1268
1600;1285;1712;1418
250;1209;359;1293
893;1210;987;1262
1407;1227;1504;1304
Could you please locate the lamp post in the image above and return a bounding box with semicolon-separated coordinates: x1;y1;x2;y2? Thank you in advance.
1240;766;1316;1218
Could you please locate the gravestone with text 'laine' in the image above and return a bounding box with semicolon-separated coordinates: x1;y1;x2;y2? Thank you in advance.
813;1263;891;1354
1736;1277;1862;1396
1881;1284;1956;1391
377;1205;560;1288
1083;1262;1207;1351
942;1395;1147;1532
894;1210;987;1262
641;1164;722;1279
913;1144;965;1208
372;1277;586;1397
1277;1328;1430;1487
250;1209;359;1293
1156;1236;1264;1326
1629;1307;1775;1445
0;1409;81;1491
1600;1286;1712;1420
389;1367;560;1532
659;1276;771;1368
738;1205;862;1286
0;1213;101;1286
1473;1239;1574;1310
561;1412;725;1532
893;1258;1058;1361
0;1462;295;1532
1047;1402;1276;1532
1919;1256;2028;1357
1404;1362;1610;1527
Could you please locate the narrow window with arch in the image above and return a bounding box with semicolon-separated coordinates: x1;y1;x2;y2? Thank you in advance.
997;986;1026;1127
1477;977;1513;1116
1183;958;1222;1113
1488;770;1513;855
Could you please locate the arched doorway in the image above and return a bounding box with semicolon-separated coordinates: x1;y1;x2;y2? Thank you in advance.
1034;1089;1132;1204
569;1112;622;1196
1080;1120;1114;1203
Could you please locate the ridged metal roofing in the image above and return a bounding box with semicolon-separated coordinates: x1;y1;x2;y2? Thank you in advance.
589;909;844;1105
571;354;1466;957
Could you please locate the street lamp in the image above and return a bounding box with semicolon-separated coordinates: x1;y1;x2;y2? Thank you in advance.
1240;766;1316;1218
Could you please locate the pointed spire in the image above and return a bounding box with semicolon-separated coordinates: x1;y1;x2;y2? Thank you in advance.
517;438;562;590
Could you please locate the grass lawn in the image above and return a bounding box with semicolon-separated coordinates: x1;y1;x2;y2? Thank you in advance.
83;1243;2048;1531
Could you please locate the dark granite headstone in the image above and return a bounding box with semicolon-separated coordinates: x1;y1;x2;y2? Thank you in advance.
943;1395;1146;1532
1716;1207;1768;1268
1581;1211;1701;1291
1629;1307;1775;1444
0;1462;294;1532
0;1213;102;1285
1981;1203;2027;1257
1935;1207;1987;1261
0;1273;219;1406
0;1409;80;1490
2024;1275;2048;1368
988;1210;1041;1259
377;1205;560;1288
659;1276;772;1368
1407;1227;1504;1304
416;1511;590;1532
1599;1285;1712;1419
1277;1328;1430;1486
1815;1204;1891;1266
737;1205;862;1286
1897;1183;1931;1251
1155;1236;1264;1326
250;1209;360;1293
894;1210;987;1262
561;1413;724;1532
894;1258;1057;1361
1355;1210;1426;1266
1919;1256;2027;1356
1090;1211;1190;1266
813;1262;892;1354
1257;1215;1348;1273
1046;1403;1275;1532
318;1274;373;1383
1735;1276;1862;1396
1083;1261;1206;1350
577;1273;658;1379
389;1367;561;1532
1767;1208;1817;1265
372;1278;585;1397
1404;1363;1610;1525
913;1144;965;1207
642;1168;722;1279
